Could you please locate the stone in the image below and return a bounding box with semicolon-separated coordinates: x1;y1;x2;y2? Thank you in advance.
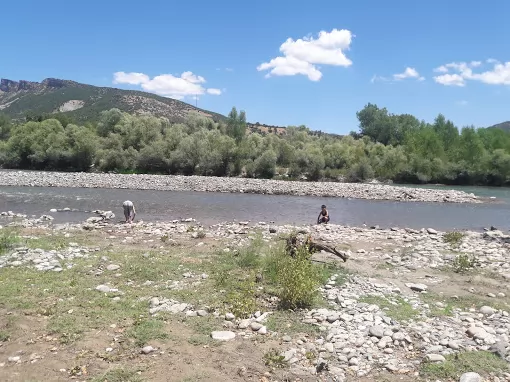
480;306;495;315
405;283;428;292
225;313;235;321
141;346;155;354
459;372;482;382
95;285;111;293
211;331;235;341
106;264;120;271
196;310;208;317
427;228;438;234
238;319;251;329
426;354;445;362
250;322;263;331
369;325;385;338
466;327;489;340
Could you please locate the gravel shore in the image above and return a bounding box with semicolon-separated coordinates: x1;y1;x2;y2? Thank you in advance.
0;170;481;204
1;215;509;381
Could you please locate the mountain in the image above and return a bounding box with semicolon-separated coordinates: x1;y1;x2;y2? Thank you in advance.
0;78;346;138
0;78;229;124
488;121;510;132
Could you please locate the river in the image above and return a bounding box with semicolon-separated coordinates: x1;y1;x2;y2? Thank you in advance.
0;185;507;231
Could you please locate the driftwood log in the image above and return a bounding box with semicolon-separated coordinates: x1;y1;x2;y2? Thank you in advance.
284;232;349;262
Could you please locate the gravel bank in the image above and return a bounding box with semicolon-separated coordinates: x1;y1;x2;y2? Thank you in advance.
1;216;510;381
0;170;481;204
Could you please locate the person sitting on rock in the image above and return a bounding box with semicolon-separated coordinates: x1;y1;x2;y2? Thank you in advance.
317;205;330;224
122;200;136;223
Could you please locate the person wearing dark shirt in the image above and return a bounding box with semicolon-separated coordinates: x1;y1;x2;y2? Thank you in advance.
317;204;330;224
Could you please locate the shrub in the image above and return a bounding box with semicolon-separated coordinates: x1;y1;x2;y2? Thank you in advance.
265;243;322;309
452;253;478;273
443;231;466;247
0;227;19;255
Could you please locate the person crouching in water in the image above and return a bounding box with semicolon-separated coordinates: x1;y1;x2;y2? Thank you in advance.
317;204;330;224
123;200;136;224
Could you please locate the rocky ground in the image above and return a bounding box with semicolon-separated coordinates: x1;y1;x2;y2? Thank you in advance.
0;212;509;382
0;170;482;204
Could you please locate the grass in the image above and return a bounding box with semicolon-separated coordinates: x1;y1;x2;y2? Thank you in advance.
0;227;20;255
443;231;466;247
358;295;420;322
265;310;320;337
263;348;288;368
420;351;509;379
91;368;144;382
128;317;168;347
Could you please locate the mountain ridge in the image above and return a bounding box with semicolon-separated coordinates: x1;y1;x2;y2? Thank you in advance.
0;77;292;136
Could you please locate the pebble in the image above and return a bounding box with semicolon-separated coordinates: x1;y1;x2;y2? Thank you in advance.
211;331;236;341
460;372;482;382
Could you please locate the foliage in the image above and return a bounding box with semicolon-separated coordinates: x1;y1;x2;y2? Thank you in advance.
452;253;478;273
420;351;509;379
263;348;288;368
266;244;322;309
0;227;19;255
443;231;466;247
3;102;510;186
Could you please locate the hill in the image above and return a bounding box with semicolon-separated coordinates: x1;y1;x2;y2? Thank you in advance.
0;78;228;124
488;121;510;132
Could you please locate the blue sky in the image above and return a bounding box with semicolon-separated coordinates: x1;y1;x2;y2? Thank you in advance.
2;0;510;134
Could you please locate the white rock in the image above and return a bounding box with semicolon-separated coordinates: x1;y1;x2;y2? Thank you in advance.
211;331;235;341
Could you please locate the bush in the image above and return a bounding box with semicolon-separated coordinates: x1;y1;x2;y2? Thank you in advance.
443;231;465;247
0;227;19;255
265;243;322;309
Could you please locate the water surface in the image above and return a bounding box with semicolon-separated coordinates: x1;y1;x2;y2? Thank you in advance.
0;185;507;231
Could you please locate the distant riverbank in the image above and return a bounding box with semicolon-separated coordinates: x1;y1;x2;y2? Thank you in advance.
0;170;481;204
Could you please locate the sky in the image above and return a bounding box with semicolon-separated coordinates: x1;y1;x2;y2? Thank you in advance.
2;0;510;134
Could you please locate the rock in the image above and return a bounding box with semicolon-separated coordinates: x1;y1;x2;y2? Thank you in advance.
480;306;495;315
405;283;428;292
426;354;445;362
427;228;438;235
106;264;120;271
466;327;488;340
95;285;111;293
141;346;155;354
196;310;208;317
459;372;482;382
258;326;267;335
238;319;251;329
211;331;236;341
225;313;235;321
250;322;263;331
369;325;385;338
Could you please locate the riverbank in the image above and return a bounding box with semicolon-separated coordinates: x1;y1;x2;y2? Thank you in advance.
0;215;509;381
0;170;482;204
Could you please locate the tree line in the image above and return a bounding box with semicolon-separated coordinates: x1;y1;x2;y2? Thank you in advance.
0;104;509;186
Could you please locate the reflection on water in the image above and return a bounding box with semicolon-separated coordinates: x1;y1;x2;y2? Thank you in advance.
0;186;507;231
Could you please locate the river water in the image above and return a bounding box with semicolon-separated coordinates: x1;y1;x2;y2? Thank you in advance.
0;185;507;231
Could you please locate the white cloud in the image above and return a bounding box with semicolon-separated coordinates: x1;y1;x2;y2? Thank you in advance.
371;67;424;83
206;88;222;95
434;73;466;87
257;28;353;81
393;67;425;81
113;72;149;85
433;60;510;87
112;71;222;100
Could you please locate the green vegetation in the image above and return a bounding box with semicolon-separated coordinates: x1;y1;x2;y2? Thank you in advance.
0;227;19;255
2;101;510;185
263;348;288;368
443;231;466;247
358;295;419;321
452;253;478;273
420;351;509;379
